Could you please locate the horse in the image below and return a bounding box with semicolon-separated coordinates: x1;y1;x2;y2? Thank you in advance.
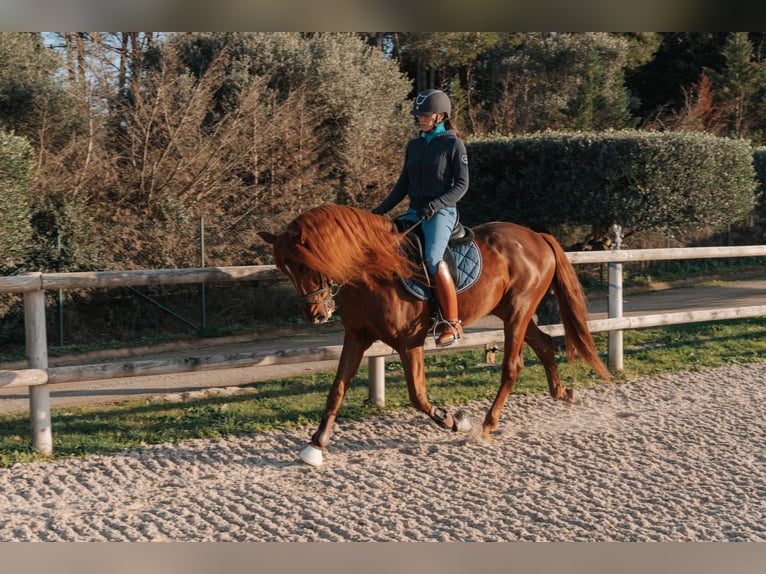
258;203;611;466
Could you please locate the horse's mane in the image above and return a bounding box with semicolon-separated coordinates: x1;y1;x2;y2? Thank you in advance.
273;204;417;286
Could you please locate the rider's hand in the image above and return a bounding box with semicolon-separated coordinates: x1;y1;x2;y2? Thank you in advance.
417;205;435;220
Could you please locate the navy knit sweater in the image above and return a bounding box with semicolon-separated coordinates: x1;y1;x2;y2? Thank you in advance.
375;129;469;214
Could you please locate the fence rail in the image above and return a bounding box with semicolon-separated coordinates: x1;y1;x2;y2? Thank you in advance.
2;245;766;455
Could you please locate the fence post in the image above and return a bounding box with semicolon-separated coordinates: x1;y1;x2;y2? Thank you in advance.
56;228;64;346
200;216;207;335
368;356;385;407
607;225;624;371
23;273;52;456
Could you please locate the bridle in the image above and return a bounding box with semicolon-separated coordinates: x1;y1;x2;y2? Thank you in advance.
297;274;341;319
300;275;340;304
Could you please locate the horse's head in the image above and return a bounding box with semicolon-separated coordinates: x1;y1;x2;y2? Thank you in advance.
259;204;418;324
258;227;338;324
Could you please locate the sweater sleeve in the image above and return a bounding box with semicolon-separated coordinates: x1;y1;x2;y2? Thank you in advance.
429;138;469;211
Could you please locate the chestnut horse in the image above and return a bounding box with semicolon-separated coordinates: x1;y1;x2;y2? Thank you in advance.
259;203;610;466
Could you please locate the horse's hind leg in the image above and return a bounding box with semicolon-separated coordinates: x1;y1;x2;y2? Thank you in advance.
524;321;578;403
482;320;527;440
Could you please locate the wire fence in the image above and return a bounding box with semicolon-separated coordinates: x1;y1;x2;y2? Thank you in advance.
0;215;299;357
2;215;764;360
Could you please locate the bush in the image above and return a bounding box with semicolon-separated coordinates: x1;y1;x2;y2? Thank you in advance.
0;130;35;272
464;131;759;248
753;147;766;229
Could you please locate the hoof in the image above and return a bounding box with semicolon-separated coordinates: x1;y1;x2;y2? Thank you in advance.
453;410;473;433
475;430;494;446
567;388;583;406
299;444;324;467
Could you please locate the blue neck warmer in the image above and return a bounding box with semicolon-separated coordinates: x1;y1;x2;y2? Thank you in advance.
420;121;446;144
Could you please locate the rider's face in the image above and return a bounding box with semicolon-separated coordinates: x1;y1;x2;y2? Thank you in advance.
416;112;444;132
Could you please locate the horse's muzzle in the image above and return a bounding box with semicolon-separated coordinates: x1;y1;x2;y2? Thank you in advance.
304;297;335;324
298;277;339;325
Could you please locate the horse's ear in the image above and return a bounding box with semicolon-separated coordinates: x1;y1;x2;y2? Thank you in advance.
257;231;278;245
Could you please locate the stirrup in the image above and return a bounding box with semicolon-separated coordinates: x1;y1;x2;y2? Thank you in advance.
435;319;463;347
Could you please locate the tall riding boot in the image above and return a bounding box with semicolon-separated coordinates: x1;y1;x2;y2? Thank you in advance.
431;260;463;347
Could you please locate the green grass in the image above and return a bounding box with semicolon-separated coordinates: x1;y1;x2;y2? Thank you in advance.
2;317;766;467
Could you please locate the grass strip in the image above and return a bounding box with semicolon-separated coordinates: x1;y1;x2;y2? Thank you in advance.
1;318;765;467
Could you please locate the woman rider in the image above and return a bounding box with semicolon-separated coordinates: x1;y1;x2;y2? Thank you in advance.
372;89;469;347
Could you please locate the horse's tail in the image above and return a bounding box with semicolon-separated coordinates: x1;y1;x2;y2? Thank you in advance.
541;233;612;383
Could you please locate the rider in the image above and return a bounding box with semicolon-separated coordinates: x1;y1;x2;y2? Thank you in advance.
372;89;469;347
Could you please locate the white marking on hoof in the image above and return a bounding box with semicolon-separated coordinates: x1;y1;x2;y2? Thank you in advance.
299;444;324;467
453;410;473;433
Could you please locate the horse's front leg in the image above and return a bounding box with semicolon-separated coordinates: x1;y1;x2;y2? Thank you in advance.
399;344;472;433
299;331;373;467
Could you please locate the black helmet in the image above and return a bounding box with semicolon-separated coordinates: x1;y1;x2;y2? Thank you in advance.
410;89;451;118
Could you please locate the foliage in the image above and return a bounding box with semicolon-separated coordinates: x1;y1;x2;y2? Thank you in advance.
19;33;413;271
306;33;413;206
560;40;637;131
705;32;766;140
753;147;766;228
495;33;640;133
634;33;766;144
393;33;656;135
27;193;112;272
626;33;729;121
0;130;35;272
650;72;723;134
2;317;765;466
2;32;766;273
0;33;71;143
464;131;759;248
166;32;412;208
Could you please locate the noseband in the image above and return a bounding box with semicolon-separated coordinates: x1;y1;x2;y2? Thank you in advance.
300;275;340;317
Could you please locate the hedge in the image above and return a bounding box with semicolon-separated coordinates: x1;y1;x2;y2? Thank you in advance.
464;130;759;246
0;130;35;271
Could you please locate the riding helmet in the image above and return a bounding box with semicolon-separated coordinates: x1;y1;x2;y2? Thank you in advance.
410;89;451;118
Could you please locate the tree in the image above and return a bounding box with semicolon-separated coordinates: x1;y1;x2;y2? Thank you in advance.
168;32;412;209
26;32;414;269
0;33;67;144
485;33;638;134
304;33;412;206
647;72;723;134
394;33;503;130
626;33;727;121
561;41;636;131
706;32;765;140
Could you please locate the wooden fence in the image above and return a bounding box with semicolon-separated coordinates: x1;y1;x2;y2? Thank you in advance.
2;245;766;455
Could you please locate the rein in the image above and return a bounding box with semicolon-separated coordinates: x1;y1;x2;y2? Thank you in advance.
403;218;424;234
395;217;424;236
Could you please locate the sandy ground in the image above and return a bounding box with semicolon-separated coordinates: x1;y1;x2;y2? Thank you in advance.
1;361;764;542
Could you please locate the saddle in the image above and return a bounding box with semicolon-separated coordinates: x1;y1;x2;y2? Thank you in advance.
394;213;482;301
